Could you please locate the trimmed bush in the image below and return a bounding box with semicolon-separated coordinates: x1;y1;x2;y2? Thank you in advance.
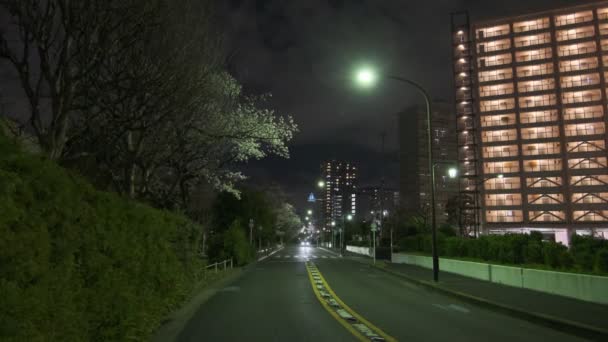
0;133;203;341
395;229;607;275
595;248;608;273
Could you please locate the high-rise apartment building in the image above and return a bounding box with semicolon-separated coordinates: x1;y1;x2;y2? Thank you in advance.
358;186;399;220
452;2;608;244
321;160;358;229
398;101;458;224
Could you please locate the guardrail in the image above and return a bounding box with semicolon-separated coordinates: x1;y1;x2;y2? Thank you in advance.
205;258;233;273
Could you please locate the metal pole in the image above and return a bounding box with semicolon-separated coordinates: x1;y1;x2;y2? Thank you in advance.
387;76;438;282
372;229;376;265
249;219;254;245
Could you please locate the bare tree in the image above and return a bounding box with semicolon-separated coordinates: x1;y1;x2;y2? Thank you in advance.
0;0;158;159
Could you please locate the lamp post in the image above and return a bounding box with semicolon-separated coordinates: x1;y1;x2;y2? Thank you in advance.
331;220;336;248
249;219;254;245
258;225;262;251
340;214;353;256
355;67;439;282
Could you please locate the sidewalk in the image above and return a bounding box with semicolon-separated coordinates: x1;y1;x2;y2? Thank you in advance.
350;255;608;340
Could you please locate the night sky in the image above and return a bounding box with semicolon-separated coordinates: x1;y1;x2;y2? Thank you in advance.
220;0;590;210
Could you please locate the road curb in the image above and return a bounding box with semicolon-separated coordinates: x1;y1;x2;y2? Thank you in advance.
368;262;608;341
319;247;342;257
257;245;284;262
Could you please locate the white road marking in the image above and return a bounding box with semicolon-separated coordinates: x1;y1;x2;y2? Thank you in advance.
432;304;449;311
448;304;470;313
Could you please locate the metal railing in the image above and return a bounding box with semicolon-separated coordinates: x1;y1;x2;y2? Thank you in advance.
205;258;233;273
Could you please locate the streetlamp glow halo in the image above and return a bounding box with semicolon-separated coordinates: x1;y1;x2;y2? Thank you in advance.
355;68;377;87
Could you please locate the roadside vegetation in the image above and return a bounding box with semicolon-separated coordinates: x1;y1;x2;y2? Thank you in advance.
384;212;608;275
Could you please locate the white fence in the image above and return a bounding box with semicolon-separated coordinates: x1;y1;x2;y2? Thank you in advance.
346;245;372;257
392;253;608;304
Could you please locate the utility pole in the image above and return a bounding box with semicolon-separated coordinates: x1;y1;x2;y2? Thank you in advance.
379;131;389;253
249;219;254;245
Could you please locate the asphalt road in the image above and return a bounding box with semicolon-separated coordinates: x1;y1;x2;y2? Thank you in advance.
177;246;583;342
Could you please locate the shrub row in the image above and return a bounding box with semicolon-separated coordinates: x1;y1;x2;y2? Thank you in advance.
0;134;203;341
397;231;608;274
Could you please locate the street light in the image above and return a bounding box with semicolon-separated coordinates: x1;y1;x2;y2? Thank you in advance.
448;167;458;178
354;66;439;282
355;67;377;87
317;180;325;188
307;209;313;215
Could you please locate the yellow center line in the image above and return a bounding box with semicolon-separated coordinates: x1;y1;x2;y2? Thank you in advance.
305;262;397;342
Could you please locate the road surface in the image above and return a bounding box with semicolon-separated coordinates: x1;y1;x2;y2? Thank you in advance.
177;246;582;342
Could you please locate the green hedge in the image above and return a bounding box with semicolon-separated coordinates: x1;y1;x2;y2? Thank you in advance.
397;231;608;274
0;133;203;341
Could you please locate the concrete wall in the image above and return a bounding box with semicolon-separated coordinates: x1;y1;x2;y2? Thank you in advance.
392;253;608;304
346;245;372;257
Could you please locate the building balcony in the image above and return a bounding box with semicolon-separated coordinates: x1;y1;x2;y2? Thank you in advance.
559;57;599;73
517;79;555;93
522;142;561;156
566;140;606;154
560;73;600;89
557;43;597;58
519;110;559;125
523;158;562;173
562;90;603;105
477;40;512;55
516;64;554;79
477;53;512;68
478;68;514;83
519;96;558;109
475;24;510;40
483;146;519;159
513;18;550;34
514;33;552;49
484;161;520;174
515;48;553;64
563;105;604;121
485;210;524;223
479;86;515;98
565;123;606;137
520;126;560;140
554;11;594;27
556;26;596;42
480;113;516;128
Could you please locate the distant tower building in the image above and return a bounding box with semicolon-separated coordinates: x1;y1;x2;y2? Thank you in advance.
321;160;358;228
398;101;458;224
358;186;399;221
